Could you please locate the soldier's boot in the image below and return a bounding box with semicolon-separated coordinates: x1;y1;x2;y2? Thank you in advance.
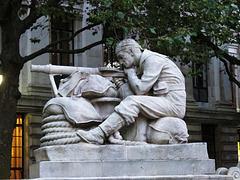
76;112;125;144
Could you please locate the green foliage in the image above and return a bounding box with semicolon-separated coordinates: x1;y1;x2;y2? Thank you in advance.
30;37;41;43
87;0;147;46
86;0;239;69
22;0;240;75
138;0;239;65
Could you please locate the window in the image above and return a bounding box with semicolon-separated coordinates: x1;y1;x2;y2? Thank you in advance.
193;63;208;102
10;114;23;179
103;28;124;67
104;44;118;67
51;18;74;66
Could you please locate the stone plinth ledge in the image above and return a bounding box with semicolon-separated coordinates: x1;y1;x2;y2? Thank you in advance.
35;142;209;162
30;143;219;179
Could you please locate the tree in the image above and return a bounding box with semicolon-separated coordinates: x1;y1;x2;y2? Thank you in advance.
0;0;101;178
89;0;239;84
0;0;239;178
138;0;240;86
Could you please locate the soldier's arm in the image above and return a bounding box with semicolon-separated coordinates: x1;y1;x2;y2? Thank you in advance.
125;58;164;95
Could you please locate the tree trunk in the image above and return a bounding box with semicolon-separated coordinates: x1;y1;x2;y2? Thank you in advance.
0;61;22;178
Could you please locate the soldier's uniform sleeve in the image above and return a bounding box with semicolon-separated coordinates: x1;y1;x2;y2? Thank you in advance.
127;57;164;95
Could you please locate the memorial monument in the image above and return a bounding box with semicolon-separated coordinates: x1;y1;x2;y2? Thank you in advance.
30;39;235;179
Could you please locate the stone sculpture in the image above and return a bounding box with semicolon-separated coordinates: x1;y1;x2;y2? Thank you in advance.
76;39;188;144
33;39;189;146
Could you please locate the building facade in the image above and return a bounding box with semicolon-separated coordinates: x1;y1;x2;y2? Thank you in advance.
1;9;239;179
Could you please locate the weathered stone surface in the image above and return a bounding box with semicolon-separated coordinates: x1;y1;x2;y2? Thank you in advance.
34;143;209;162
30;160;216;178
31;175;233;180
38;39;189;146
30;143;219;179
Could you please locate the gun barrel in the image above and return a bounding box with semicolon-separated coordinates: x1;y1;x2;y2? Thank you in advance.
31;64;100;75
31;64;125;77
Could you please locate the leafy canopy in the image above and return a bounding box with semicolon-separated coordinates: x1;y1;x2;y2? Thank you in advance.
86;0;239;84
7;0;240;83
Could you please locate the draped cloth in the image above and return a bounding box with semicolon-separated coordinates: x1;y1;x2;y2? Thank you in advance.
43;97;102;126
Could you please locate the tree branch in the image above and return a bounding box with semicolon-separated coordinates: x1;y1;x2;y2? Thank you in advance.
197;33;240;66
193;33;240;87
219;57;240;88
43;22;101;49
20;0;65;35
22;22;101;62
22;39;104;63
20;0;40;34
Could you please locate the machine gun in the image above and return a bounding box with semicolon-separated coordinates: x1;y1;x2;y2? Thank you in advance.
31;64;124;97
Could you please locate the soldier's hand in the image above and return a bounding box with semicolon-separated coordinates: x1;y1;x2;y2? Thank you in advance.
112;78;125;88
124;67;136;75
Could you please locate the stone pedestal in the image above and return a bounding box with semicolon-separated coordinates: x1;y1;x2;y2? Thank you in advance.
29;143;233;180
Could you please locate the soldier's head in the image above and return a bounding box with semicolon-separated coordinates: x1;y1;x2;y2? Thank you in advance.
115;39;143;68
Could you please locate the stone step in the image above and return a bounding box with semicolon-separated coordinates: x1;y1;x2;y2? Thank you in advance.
32;175;233;180
30;143;218;179
30;159;215;178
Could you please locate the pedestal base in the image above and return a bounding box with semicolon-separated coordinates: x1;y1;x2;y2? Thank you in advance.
31;175;233;180
29;143;233;180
